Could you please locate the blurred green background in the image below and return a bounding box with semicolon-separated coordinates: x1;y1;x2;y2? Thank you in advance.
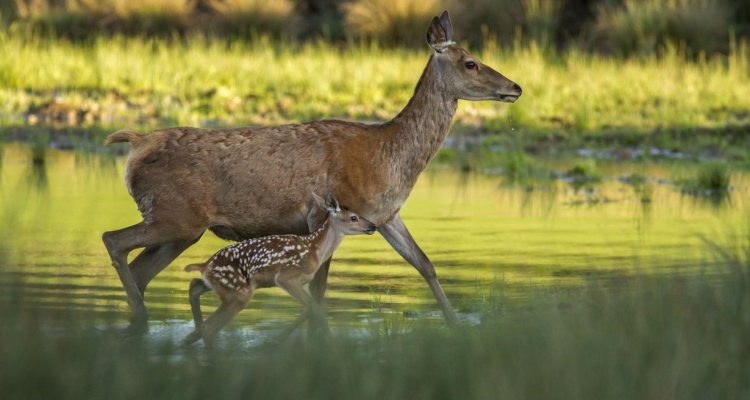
0;1;749;399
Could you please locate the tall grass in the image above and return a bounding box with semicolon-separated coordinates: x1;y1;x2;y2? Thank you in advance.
10;0;297;37
14;0;198;36
588;0;732;56
680;162;732;203
0;34;748;138
342;0;440;46
205;0;297;36
1;236;748;399
4;0;750;56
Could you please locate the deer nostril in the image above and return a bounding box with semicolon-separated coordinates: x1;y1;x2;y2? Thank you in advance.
513;83;522;94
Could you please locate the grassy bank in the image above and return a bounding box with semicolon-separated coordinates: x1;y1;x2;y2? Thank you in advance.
1;235;748;399
1;34;750;139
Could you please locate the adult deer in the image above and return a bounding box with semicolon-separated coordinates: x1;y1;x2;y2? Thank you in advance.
102;10;521;333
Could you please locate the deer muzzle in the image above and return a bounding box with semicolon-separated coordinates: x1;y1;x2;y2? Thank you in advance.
497;83;522;103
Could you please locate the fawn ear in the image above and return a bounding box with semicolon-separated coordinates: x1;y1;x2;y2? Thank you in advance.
427;10;454;53
325;194;341;213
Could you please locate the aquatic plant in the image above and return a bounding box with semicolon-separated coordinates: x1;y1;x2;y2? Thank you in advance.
680;162;731;195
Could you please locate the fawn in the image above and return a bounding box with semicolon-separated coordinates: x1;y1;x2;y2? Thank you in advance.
182;194;376;345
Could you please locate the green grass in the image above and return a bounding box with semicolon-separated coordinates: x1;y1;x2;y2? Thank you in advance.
1;235;748;400
679;162;732;192
693;162;732;192
1;33;750;143
679;162;733;205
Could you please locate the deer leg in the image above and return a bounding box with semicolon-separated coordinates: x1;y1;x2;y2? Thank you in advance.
182;278;211;346
200;292;251;348
130;234;203;294
307;257;331;335
276;277;326;340
305;210;332;335
102;221;204;332
275;309;310;342
378;213;459;328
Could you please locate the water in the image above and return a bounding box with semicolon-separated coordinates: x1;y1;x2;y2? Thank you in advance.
0;143;747;338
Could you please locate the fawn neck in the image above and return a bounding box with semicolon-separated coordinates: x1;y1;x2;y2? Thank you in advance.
304;217;344;264
386;55;458;180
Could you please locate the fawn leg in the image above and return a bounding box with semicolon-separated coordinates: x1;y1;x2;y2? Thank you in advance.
276;276;326;339
200;291;252;347
307;258;332;335
182;278;211;346
275;308;310;342
306;209;332;335
102;221;203;332
378;213;459;328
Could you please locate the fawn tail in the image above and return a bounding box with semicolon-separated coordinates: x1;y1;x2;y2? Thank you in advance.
184;262;208;273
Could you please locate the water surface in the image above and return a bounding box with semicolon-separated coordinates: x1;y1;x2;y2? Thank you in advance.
0;143;746;336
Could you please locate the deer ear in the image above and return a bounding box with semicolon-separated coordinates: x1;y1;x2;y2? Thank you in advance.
426;10;454;52
439;10;453;43
311;192;326;210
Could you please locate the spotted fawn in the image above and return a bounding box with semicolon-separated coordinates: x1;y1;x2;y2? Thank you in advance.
182;194;376;346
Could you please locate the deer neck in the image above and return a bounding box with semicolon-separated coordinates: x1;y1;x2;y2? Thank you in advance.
387;54;458;180
305;217;344;263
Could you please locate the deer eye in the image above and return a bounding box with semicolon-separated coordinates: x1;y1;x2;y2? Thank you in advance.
350;216;359;222
465;61;477;70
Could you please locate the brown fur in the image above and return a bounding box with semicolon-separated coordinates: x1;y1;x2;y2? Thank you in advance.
102;10;522;329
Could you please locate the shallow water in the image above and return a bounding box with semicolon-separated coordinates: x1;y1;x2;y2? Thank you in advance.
0;143;747;338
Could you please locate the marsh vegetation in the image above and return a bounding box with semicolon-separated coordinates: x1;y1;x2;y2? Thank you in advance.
1;0;749;398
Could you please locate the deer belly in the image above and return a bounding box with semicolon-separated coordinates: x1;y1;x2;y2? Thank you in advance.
210;216;310;241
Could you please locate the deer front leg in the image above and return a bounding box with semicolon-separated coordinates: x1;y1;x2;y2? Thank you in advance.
378;213;459;328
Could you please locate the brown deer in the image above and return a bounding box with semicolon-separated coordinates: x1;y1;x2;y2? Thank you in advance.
102;10;521;333
182;193;376;346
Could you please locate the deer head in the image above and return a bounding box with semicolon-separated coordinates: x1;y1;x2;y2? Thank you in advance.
427;10;522;103
312;193;377;235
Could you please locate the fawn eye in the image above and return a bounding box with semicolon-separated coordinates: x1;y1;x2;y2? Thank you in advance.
350;216;359;222
465;61;476;70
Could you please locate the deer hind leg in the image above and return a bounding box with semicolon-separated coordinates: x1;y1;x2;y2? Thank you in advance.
102;221;204;331
131;234;203;294
200;290;252;347
182;278;211;346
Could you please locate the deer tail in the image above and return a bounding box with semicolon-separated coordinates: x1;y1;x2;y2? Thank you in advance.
184;262;208;273
104;129;142;146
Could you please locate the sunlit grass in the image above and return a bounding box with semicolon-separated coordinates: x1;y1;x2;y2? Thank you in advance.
0;34;749;137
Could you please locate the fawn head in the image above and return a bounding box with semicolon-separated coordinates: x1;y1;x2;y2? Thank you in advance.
312;193;377;235
427;10;522;103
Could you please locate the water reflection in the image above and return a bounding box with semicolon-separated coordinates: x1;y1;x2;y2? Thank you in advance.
28;162;48;191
